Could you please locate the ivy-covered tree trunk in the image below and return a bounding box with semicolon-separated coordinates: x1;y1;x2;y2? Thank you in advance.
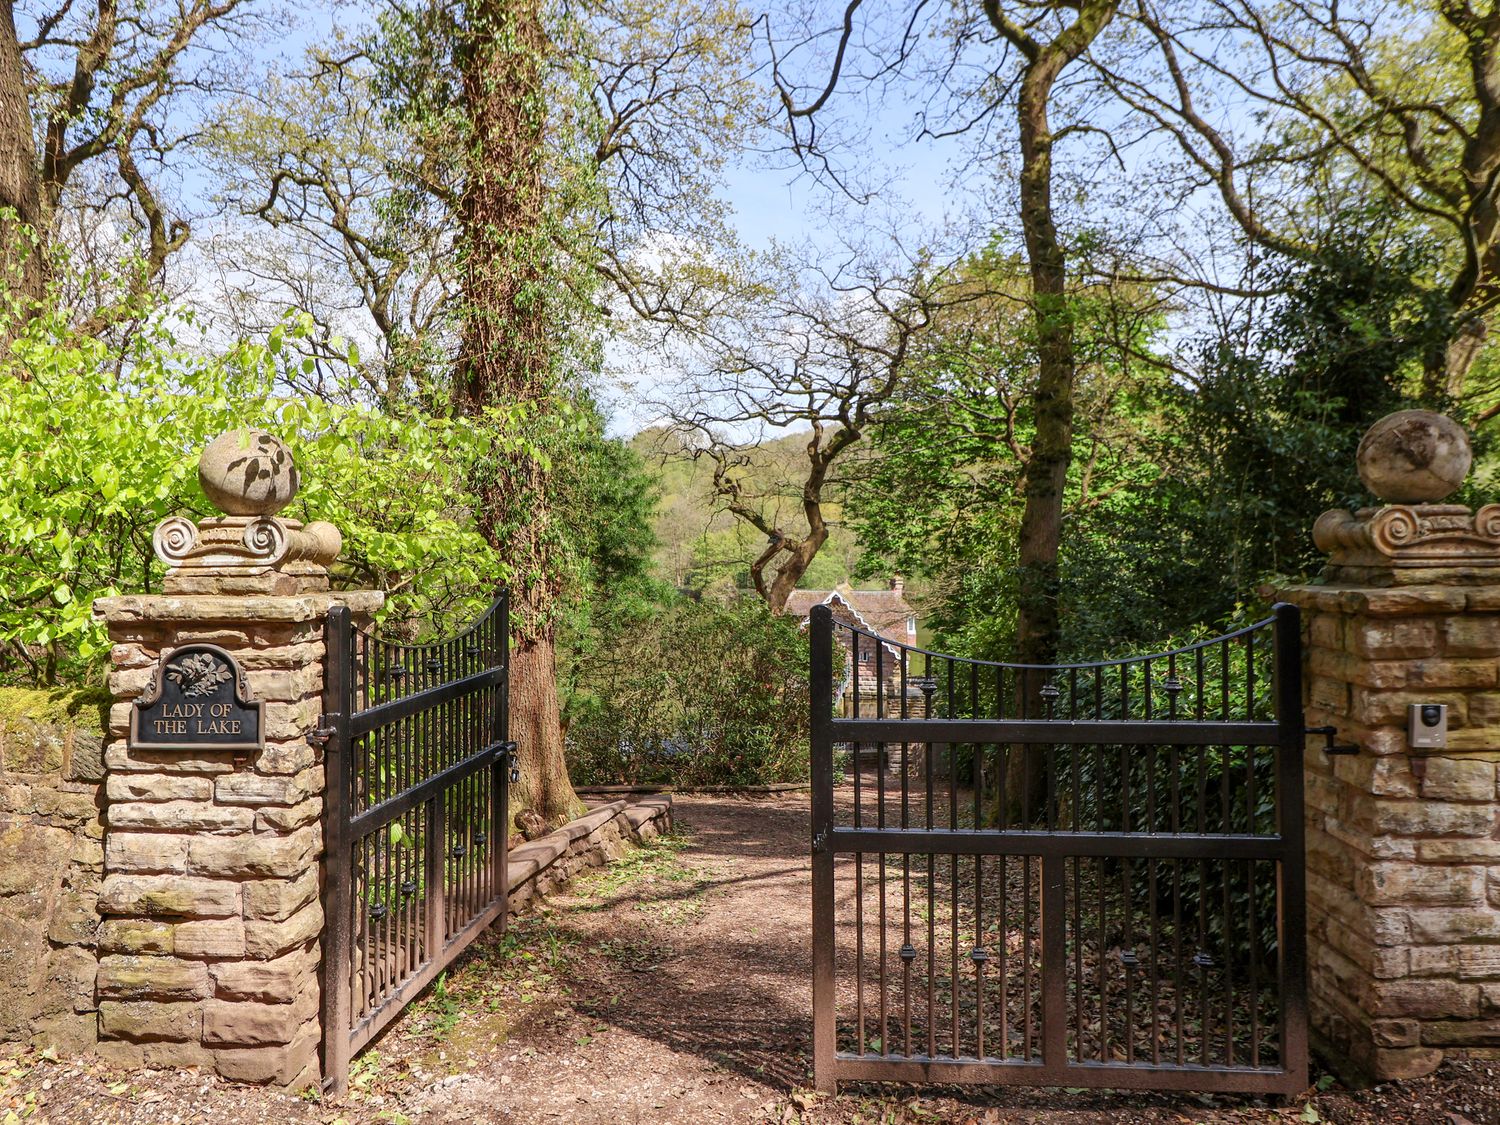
0;5;43;319
455;0;581;828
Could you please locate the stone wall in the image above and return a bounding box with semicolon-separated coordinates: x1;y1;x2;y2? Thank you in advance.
1284;582;1500;1080
507;796;673;916
0;690;108;1055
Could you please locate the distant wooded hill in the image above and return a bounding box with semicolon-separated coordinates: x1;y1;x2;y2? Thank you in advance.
626;426;865;599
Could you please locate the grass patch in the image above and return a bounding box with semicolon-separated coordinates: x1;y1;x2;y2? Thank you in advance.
571;829;710;924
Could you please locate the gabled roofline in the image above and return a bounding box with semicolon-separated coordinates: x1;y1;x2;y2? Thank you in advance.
804;589;906;661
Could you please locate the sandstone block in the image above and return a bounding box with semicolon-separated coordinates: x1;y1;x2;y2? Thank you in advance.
98;919;175;955
1420;756;1499;801
1372;1045;1444;1079
109;800;253;833
98;874;240;918
106;774;213;802
256;797;321;832
214;773;301;806
212;1021;319;1085
1333;752;1420;797
1374;978;1479;1019
186;827;316;878
244;667;322;703
1408;906;1500;943
235;643;324;671
1359;863;1485;906
96;955;210;1000
210;948;314;1003
106;666;154;697
1420;1019;1500;1046
1407;658;1499;689
1310;613;1342;649
1367;800;1494;837
244;902;322;959
1310;675;1349;714
105;831;189;874
99;1000;201;1042
1371;1018;1421;1047
253;739;317;775
0;822;71;900
31;1011;98;1056
1351;618;1438;660
33;787;99;822
1459;947;1500;980
47;891;99;945
138;1040;216;1070
242;867;318;922
39;945;99;1016
104;743;235;775
262;701;320;745
1416;837;1500;862
1445;616;1500;657
1410;947;1459;977
93;1040;145;1069
173;918;246;959
202;993;316;1047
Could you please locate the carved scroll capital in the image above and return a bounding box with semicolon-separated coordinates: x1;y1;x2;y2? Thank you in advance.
152;514;341;574
1313;503;1500;572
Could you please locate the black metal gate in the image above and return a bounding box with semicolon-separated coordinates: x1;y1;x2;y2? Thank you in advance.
320;593;512;1092
809;603;1307;1095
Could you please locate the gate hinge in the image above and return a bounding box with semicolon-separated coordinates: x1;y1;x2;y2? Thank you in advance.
812;829;829;854
1307;724;1358;756
307;723;337;748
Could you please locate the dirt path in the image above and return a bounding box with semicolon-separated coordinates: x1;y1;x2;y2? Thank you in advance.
4;793;1499;1124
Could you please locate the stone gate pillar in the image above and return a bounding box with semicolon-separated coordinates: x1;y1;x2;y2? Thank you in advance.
91;431;380;1086
1281;410;1500;1082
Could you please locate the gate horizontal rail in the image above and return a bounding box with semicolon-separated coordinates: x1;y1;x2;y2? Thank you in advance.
833;719;1281;745
809;602;1308;1097
827;828;1287;861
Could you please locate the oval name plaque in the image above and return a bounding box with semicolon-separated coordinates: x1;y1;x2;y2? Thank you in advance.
130;644;265;752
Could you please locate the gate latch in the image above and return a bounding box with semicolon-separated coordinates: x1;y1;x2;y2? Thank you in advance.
1307;725;1358;756
498;741;520;784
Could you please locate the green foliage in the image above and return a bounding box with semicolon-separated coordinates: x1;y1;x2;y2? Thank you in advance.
1114;227;1456;636
0;306;521;685
564;596;810;786
848;248;1168;660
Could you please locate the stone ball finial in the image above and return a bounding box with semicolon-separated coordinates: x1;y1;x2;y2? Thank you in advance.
1356;409;1472;504
197;429;300;516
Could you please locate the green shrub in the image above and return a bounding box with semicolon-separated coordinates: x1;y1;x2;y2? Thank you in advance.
0;308;525;686
564;597;810;787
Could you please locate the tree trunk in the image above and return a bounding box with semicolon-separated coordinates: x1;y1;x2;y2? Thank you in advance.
987;0;1119;824
0;3;43;327
456;0;580;828
507;635;579;823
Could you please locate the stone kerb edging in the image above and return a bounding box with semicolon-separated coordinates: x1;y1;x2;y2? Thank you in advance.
505;796;673;917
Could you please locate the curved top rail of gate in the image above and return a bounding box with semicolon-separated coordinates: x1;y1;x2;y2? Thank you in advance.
820;604;1291;725
349;589;508;712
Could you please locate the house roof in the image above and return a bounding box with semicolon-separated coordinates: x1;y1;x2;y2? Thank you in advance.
783;582;916;648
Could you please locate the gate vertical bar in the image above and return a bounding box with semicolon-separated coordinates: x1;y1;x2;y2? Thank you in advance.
1274;602;1310;1090
811;604;837;1092
1041;853;1068;1068
320;605;354;1094
492;593;510;934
